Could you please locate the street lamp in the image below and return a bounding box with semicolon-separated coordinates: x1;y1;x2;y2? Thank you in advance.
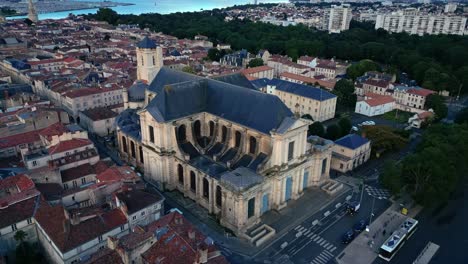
365;195;376;232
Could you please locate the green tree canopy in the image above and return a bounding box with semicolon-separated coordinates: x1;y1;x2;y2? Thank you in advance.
338;117;352;136
325;124;341;140
309;121;325;137
455;107;468;124
332;79;357;108
248;58;264;68
426;94;448;121
362;125;408;156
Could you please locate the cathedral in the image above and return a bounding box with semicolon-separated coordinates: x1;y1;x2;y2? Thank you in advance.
117;37;334;236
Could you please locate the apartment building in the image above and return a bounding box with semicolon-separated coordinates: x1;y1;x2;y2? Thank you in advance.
393;85;435;111
266;79;337;121
375;11;467;35
323;4;352;33
62;86;123;118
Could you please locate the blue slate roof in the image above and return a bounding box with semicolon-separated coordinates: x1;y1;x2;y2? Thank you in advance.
212;73;256;90
128;80;147;102
334;134;369;149
269;79;336;101
145;68;293;134
116;109;141;142
250;78;270;90
137;36;157;49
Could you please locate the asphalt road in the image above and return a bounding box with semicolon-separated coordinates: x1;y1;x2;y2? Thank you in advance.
257;181;392;264
373;179;468;264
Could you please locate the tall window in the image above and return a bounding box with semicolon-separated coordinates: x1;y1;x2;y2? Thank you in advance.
190;171;196;192
122;136;127;153
221;126;228;142
139;146;144;164
209;121;215;137
216;186;222;207
178;164;184;184
288;141;295;161
153;56;156;66
235;131;241;148
249;136;257;154
130;141;136;158
141;56;144;66
203;178;209;199
247;198;255;219
321;158;327;175
194;120;201;138
149;126;155;143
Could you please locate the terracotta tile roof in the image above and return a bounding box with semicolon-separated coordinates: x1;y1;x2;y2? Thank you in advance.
298;55;315;62
63;87;106;99
81;107;118;121
407;88;435;97
48;138;93;155
142;212;228;264
0;174;35;191
39;122;70;141
0;129;43;149
34;201;127;253
83;248;123;264
0;195;39;229
96;166;139;183
116;190;163;215
241;65;273;75
363;79;390;88
363;94;395;107
61;163;96;183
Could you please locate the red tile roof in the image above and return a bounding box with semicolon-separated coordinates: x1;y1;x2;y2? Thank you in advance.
0;129;42;149
142;212;228;264
96;166;139;183
39;122;70;141
363;94;395;107
81;107;118;121
0;174;35;191
34;201;127;253
48;138;93;155
61;163;97;183
363;79;390;88
407;88;435;97
83;248;124;264
242;65;273;75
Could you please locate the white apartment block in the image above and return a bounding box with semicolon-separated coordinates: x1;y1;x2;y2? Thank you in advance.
375;12;467;35
324;4;352;33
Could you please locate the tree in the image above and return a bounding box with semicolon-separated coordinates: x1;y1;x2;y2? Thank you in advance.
309;121;325;137
454;107;468;124
346;59;380;80
338;117;352;136
332;79;357;108
362;125;408;156
248;58;264;68
94;8;119;25
325;124;341;140
426;94;448;121
14;230;27;244
207;48;221;62
380;160;403;195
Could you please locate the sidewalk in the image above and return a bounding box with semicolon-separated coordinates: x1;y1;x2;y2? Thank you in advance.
336;202;423;264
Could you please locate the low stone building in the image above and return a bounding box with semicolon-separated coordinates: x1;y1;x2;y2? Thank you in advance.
79;107;118;136
331;134;371;173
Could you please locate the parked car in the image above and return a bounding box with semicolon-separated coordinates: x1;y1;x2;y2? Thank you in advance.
353;219;368;233
346;201;361;216
351;126;358;132
367;121;376;125
341;229;355;244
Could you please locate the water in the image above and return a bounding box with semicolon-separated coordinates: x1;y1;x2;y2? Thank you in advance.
9;0;287;20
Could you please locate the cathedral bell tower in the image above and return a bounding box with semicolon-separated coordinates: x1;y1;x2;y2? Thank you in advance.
136;36;163;84
28;0;38;23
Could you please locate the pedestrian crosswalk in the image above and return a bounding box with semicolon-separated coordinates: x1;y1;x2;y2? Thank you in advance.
291;224;338;262
365;186;391;200
310;250;334;264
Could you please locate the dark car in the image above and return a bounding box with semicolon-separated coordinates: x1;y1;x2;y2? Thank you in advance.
353;219;368;233
346;201;360;216
341;230;355;244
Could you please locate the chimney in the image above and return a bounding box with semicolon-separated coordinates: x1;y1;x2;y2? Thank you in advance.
188;229;195;240
63;219;70;234
197;244;208;264
107;236;118;250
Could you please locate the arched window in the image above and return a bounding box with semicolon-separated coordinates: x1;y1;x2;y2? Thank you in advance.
209;121;215;137
178;164;184;184
235;131;242;148
194;120;201;139
177;125;186;142
221;126;228;142
203;178;209;199
249;136;257;154
190;171;196;192
122;136;127;153
216;186;222;207
130;141;136;158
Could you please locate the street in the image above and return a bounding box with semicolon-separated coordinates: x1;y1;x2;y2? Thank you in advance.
256;180;391;264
